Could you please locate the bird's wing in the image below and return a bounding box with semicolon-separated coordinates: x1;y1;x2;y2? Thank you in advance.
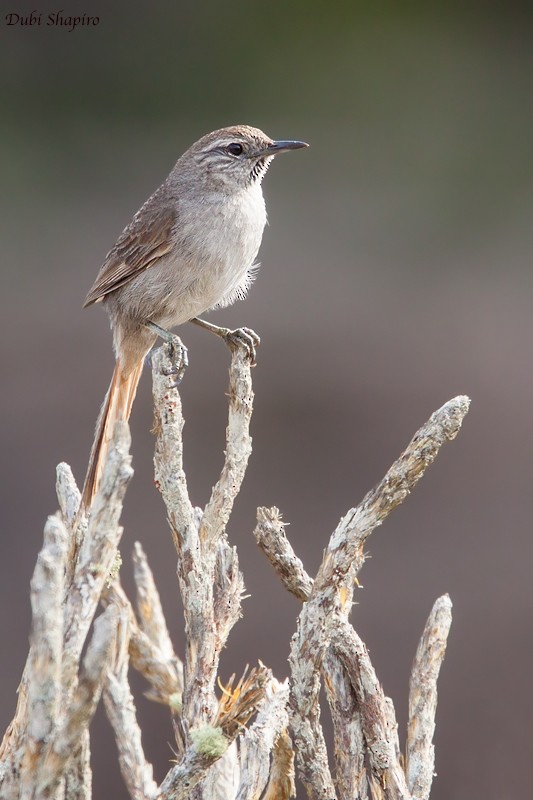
83;195;177;308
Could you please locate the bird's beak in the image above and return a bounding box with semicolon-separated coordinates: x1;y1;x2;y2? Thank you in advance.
255;140;309;157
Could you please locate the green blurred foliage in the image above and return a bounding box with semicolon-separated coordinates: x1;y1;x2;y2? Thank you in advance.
1;0;531;286
2;0;531;127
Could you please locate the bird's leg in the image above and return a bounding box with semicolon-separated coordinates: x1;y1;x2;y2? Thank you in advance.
190;317;261;366
145;321;188;383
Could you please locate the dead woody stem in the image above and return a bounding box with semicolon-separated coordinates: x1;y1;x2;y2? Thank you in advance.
0;335;469;800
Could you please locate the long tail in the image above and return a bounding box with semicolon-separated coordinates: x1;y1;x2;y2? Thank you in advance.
80;358;144;514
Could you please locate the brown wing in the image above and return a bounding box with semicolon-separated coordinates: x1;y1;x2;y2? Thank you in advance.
83;193;177;308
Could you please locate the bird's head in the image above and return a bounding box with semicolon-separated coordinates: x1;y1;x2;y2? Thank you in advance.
183;125;308;190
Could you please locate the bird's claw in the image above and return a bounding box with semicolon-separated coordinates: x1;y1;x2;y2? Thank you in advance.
162;337;188;385
223;327;261;366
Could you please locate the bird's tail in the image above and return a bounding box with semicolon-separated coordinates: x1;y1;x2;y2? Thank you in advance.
80;358;144;514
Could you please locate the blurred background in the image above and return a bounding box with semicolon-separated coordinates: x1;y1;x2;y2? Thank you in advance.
1;1;532;797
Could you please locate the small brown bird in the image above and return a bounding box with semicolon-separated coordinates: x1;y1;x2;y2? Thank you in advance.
81;125;308;512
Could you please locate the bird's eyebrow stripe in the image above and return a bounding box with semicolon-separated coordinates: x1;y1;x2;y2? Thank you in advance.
211;139;245;149
195;140;248;162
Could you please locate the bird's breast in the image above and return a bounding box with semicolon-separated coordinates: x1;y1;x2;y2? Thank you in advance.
193;185;266;274
162;184;267;321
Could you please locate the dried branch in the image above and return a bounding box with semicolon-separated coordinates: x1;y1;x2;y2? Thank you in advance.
236;678;293;800
261;730;295;800
328;396;470;605
2;323;468;800
151;343;255;738
152;345;211;728
150;341;269;800
103;599;158;800
56;462;84;580
62;421;133;696
253;507;312;601
133;542;180;667
323;649;367;800
331;621;410;799
130;625;183;706
158;662;277;800
199;740;240;800
157;741;230;800
254;506;366;798
0;423;132;800
63;731;91;800
258;396;469;800
199;346;254;548
102;581;182;709
307;395;469;640
288;615;337;800
150;345;196;538
37;605;118;798
406;595;453;800
20;516;67;791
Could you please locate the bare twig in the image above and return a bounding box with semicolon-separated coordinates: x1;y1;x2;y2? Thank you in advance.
406;595;453;800
56;462;81;525
288;613;337;800
253;507;312;601
331;621;410;799
202;740;240;800
254;505;363;797
199;347;254;548
151;345;196;539
0;423;132;800
151;341;269;800
323;649;367;800
152;343;256;738
37;605;118;798
152;344;210;728
103;582;182;707
56;462;84;582
130;625;183;706
112;543;185;706
254;506;366;798
236;678;293;800
260;396;469;800
157;742;229;800
20;516;67;793
62;421;133;696
103;599;158;800
133;542;179;665
327;396;470;604
254;507;339;797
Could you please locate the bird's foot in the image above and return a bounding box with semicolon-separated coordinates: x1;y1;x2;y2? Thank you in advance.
222;326;261;366
189;317;261;365
162;336;188;385
145;321;188;385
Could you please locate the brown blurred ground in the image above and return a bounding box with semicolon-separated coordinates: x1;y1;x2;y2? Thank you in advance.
1;2;532;797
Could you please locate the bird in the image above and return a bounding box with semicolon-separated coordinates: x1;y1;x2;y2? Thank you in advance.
80;125;308;513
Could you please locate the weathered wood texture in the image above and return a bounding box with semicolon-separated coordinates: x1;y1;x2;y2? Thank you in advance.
0;338;469;800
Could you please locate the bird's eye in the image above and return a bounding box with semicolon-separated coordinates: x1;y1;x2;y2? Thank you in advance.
226;142;244;156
